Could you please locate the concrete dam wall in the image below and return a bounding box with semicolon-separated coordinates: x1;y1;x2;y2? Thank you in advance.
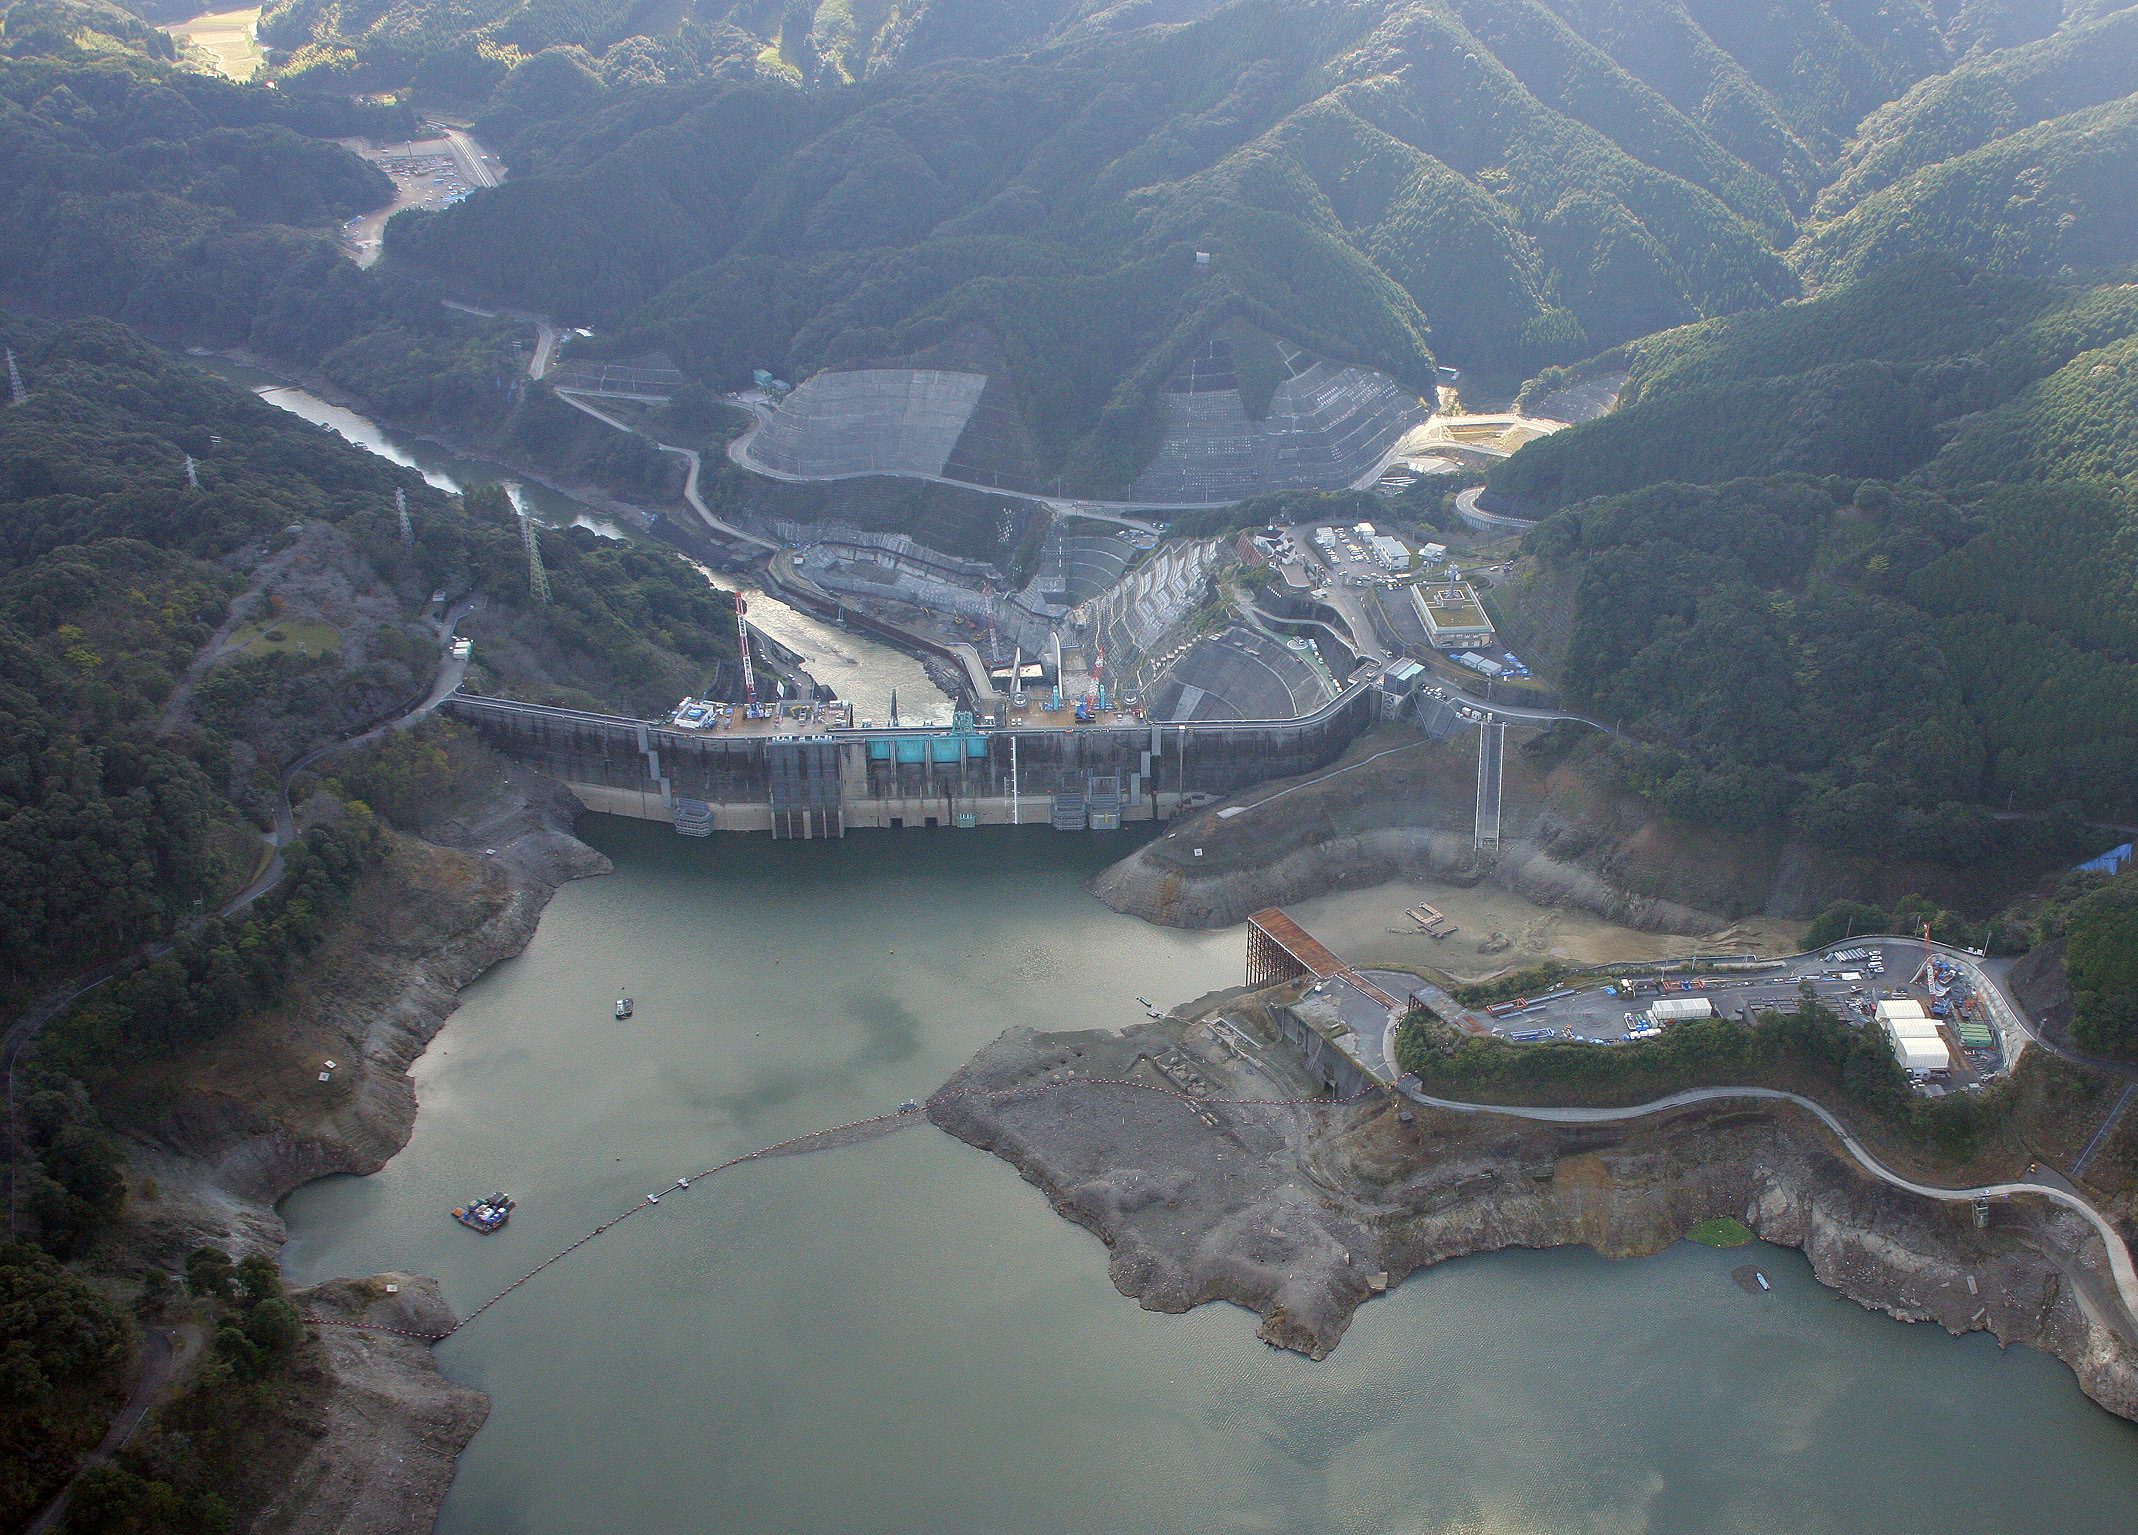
441;688;1378;839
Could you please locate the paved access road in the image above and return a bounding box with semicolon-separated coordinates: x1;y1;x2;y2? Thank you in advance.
548;389;778;551
1393;1080;2138;1331
429;123;501;190
22;1324;202;1535
1454;485;1538;532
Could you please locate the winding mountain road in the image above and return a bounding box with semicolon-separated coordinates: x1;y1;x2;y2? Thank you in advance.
1391;1077;2138;1330
21;1324;202;1535
6;597;482;1221
3;594;485;1530
1454;485;1538;532
547;389;778;551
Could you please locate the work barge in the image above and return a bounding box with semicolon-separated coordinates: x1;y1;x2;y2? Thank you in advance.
441;685;1378;838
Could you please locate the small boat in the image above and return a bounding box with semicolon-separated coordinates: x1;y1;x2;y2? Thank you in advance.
900;1099;921;1114
452;1192;515;1232
1136;997;1153;1008
615;995;634;1019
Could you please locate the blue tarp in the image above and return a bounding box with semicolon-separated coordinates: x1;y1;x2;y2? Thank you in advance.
2075;843;2132;876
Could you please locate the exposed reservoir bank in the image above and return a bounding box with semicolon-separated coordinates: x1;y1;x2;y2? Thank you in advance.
278;822;2138;1534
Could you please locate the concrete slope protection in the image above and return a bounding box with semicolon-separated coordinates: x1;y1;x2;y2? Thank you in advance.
1130;357;1426;503
1455;485;1538;531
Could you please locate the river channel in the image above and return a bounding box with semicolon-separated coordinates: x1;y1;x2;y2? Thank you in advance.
196;358;957;723
277;821;2138;1534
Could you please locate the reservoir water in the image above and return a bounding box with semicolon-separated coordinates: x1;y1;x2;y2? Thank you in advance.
278;822;2138;1533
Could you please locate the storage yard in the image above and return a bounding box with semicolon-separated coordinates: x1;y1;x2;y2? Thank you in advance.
341;133;495;266
1436;939;2014;1091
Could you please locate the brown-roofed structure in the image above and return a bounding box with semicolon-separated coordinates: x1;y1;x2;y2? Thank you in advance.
1246;908;1404;1011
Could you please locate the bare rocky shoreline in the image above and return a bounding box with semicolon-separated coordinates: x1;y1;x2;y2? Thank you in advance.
124;772;608;1533
930;1005;2138;1422
1090;821;1725;936
121;743;2127;1529
1086;728;2002;938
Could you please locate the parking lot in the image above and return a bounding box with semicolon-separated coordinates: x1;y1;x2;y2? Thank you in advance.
1454;940;2005;1087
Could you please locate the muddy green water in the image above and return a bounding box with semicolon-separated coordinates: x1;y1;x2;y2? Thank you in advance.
278;822;2138;1533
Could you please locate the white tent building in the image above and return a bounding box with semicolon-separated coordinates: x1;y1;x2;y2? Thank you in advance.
1877;1000;1951;1072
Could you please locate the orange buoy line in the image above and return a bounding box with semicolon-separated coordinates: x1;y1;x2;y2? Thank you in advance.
303;1076;1384;1341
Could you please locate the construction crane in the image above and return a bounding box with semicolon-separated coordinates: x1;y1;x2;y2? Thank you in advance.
737;597;757;710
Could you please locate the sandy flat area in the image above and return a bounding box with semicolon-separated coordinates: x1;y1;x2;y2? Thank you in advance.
1277;877;1807;984
163;8;262;80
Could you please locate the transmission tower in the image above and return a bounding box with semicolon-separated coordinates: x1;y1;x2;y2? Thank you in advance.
5;350;23;406
184;455;198;489
518;504;550;603
396;486;412;545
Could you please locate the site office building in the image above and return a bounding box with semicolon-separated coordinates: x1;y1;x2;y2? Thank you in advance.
1410;580;1496;650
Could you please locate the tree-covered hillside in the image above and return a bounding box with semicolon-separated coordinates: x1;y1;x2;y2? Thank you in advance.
1492;256;2138;511
1485;250;2138;854
346;0;2138;495
0;314;744;992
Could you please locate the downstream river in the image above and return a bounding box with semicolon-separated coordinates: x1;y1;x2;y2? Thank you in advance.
278;823;2138;1534
196;358;957;723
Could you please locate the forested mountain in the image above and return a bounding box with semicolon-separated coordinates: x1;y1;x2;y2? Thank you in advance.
348;0;2138;493
0;314;744;997
1495;256;2138;510
8;3;2133;497
1485;252;2138;849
